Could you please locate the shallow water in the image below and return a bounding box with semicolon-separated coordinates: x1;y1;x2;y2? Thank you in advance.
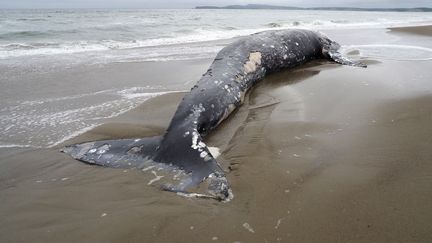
0;59;211;148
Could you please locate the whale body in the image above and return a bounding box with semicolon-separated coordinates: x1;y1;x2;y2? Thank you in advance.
62;29;365;200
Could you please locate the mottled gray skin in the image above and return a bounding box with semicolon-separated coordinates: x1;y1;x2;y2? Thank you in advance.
63;29;365;200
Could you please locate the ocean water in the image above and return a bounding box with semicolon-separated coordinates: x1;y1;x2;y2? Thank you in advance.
0;9;432;148
1;9;432;63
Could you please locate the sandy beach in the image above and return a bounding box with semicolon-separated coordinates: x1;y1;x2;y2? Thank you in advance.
1;25;432;243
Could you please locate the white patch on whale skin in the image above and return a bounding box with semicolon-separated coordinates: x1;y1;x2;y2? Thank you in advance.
96;144;110;154
173;170;186;180
189;103;209;150
244;52;262;74
200;151;208;158
198;142;205;149
224;84;231;93
191;131;206;151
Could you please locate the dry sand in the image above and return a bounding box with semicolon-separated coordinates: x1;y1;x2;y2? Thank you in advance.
1;26;432;243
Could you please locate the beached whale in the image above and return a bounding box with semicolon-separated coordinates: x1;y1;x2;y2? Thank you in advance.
62;29;365;201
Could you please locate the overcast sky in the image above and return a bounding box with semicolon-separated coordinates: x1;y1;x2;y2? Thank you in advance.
1;0;431;9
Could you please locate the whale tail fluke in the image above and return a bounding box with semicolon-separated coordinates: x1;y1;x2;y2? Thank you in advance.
61;134;231;201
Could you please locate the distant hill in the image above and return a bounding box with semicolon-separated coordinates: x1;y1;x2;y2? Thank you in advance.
196;4;301;10
195;4;432;12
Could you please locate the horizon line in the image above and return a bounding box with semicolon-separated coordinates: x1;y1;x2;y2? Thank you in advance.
1;6;431;10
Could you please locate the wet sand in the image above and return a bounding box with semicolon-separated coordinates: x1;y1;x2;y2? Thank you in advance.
389;25;432;36
1;26;432;242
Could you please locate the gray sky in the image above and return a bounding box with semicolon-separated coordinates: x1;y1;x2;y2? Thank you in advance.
1;0;431;9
